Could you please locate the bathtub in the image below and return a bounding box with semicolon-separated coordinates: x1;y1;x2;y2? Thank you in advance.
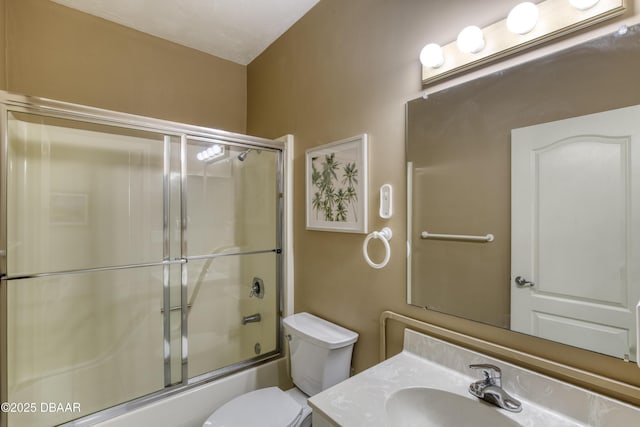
95;358;288;427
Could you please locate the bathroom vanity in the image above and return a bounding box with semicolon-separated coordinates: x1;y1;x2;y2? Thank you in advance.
308;329;640;426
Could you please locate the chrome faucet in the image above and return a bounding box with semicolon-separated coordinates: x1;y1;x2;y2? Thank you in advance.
241;313;261;325
469;364;522;412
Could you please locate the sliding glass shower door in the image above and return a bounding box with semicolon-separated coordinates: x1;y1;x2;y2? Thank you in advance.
184;138;280;380
0;93;283;427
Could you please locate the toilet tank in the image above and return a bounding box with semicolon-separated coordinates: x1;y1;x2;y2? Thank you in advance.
283;312;358;396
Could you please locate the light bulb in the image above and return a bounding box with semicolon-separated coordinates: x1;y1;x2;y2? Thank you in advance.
420;43;444;68
569;0;600;10
457;26;485;54
507;2;539;35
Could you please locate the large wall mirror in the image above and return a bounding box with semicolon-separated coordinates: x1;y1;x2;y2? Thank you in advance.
407;24;640;364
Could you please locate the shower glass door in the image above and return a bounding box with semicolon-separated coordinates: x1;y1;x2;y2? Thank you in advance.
3;111;178;426
184;138;280;379
0;93;283;427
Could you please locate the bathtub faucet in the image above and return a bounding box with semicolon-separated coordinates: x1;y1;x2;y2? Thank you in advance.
241;313;261;325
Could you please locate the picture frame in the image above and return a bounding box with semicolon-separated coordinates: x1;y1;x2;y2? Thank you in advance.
306;134;368;233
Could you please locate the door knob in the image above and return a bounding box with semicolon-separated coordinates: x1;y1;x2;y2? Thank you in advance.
515;276;535;287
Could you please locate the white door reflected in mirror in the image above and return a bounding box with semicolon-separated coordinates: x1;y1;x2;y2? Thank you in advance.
511;104;640;362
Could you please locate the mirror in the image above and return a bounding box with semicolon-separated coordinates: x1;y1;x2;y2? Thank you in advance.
407;24;640;362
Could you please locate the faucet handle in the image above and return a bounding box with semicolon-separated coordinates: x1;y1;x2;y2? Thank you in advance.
469;364;502;386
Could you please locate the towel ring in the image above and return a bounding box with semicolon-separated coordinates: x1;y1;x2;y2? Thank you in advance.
363;227;392;269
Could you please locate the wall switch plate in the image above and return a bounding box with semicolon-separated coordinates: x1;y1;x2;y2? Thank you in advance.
379;184;392;219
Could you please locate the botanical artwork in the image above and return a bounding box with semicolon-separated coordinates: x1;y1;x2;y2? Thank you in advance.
306;135;368;233
310;153;359;222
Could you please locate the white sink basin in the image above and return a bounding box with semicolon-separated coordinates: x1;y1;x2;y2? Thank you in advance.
385;387;522;427
309;330;640;426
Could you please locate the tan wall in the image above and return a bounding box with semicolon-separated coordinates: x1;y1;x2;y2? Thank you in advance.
4;0;246;132
247;0;640;403
0;0;6;90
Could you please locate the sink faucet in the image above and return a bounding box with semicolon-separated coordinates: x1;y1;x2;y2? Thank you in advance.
469;364;522;413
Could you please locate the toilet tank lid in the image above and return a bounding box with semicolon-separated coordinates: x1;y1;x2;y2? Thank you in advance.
283;312;358;349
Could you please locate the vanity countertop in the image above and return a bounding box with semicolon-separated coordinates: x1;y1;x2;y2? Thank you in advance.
308;329;640;427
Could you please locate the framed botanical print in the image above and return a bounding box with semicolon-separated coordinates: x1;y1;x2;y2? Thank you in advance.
305;134;368;233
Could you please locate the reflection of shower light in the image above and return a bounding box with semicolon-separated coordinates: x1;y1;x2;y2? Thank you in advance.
197;144;225;162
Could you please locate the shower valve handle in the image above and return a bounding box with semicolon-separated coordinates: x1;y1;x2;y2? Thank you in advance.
249;277;265;298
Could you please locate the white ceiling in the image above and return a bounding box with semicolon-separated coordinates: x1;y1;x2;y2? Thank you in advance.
50;0;320;65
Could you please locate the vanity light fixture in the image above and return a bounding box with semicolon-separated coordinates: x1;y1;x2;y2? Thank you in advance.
420;0;624;85
420;43;445;68
456;26;486;54
569;0;601;10
506;2;539;35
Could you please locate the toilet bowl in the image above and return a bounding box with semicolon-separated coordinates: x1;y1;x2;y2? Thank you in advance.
202;312;358;427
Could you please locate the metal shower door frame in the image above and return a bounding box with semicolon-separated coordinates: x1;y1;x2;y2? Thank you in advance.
0;90;285;426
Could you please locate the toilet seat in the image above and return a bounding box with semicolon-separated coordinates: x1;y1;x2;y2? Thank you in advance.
203;387;304;427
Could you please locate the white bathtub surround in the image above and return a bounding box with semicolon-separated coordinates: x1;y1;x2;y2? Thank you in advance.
95;358;286;427
309;329;640;426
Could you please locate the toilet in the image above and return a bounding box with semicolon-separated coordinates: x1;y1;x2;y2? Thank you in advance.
203;312;358;427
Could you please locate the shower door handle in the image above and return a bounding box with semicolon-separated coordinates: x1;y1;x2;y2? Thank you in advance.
160;303;191;313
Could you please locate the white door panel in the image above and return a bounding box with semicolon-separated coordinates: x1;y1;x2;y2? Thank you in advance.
511;104;640;361
533;312;629;358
